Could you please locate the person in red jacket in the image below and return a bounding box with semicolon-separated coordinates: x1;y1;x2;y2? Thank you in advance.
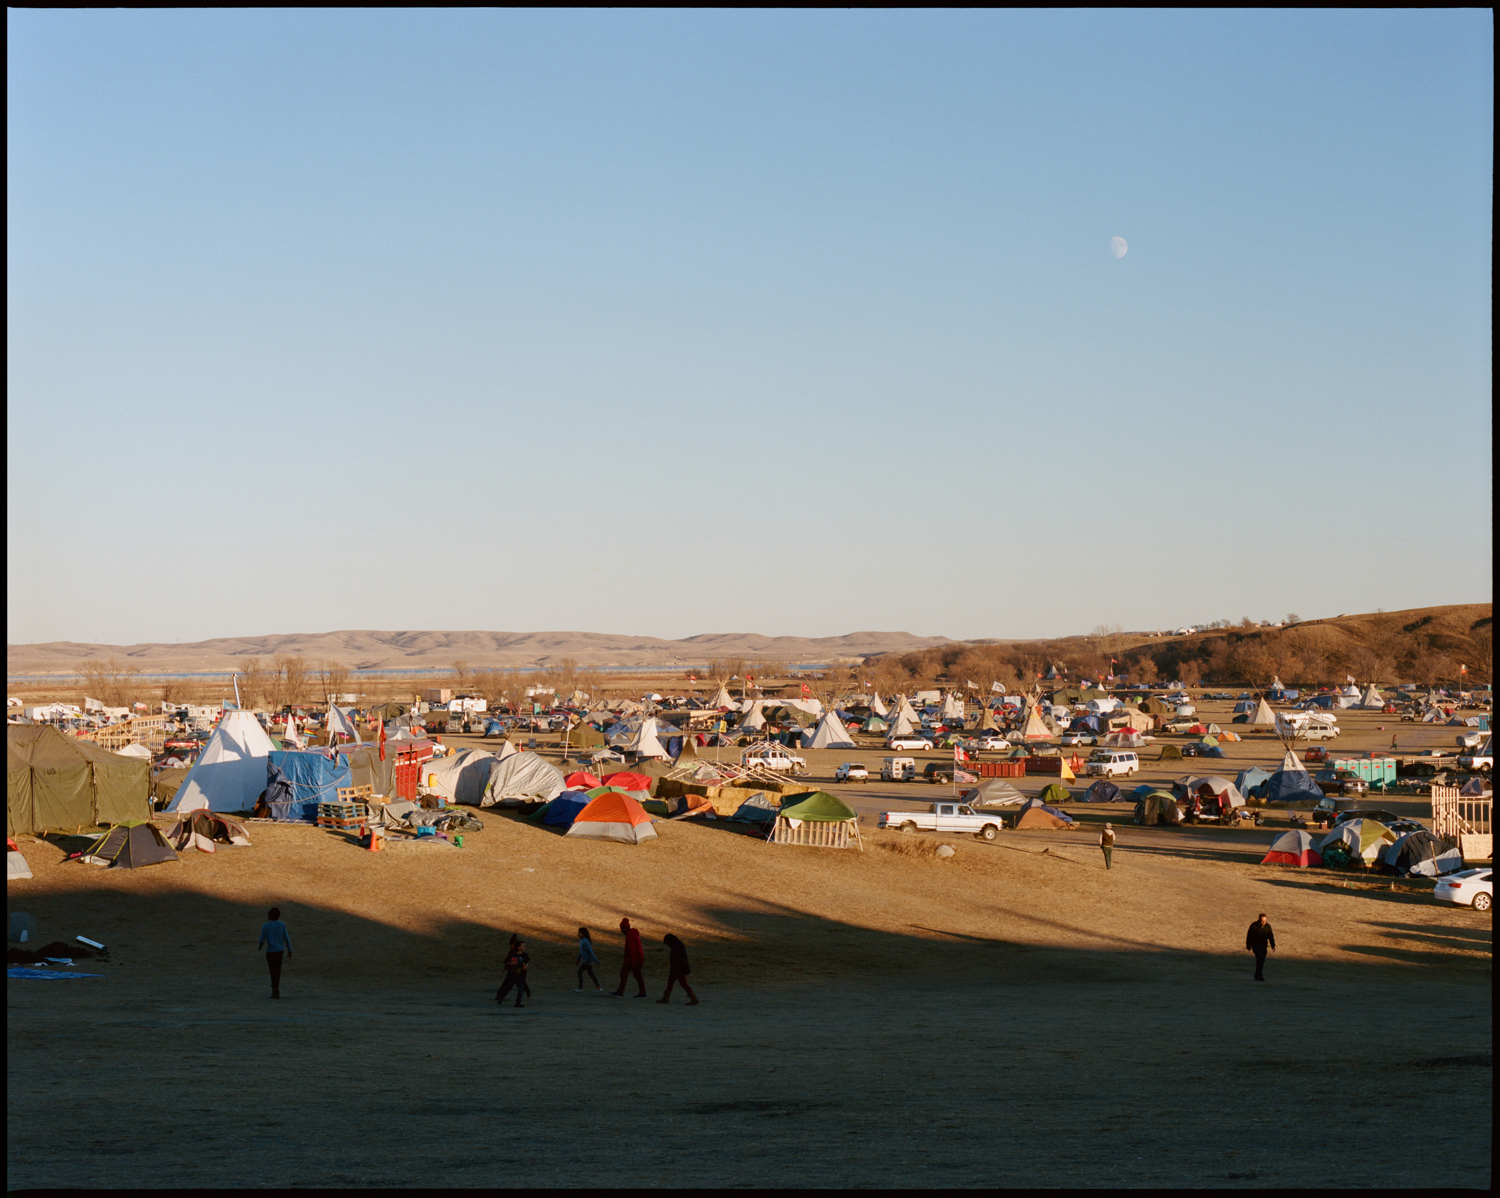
610;917;648;997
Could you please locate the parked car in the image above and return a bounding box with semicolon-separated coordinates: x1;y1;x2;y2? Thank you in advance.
1084;750;1140;778
1433;869;1492;911
1060;731;1097;746
886;737;934;751
878;801;1004;841
922;761;957;784
1163;717;1197;734
1315;768;1370;797
741;745;808;774
975;736;1012;751
1330;808;1425;833
834;762;869;784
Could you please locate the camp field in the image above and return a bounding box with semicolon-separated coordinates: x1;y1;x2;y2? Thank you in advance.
7;704;1492;1188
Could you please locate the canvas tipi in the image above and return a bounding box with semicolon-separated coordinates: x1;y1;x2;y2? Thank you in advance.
804;711;856;750
167;711;275;813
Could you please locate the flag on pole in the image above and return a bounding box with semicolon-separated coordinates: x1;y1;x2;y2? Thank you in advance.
284;714;303;748
801;683;811;695
378;718;386;762
991;681;1005;694
1459;664;1467;673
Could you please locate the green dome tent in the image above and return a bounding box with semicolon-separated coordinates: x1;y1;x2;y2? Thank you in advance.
771;790;862;850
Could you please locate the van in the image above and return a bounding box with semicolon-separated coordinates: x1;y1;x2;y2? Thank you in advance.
1085;750;1139;777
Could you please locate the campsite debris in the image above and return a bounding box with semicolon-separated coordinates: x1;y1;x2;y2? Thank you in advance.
8;912;39;945
77;935;106;952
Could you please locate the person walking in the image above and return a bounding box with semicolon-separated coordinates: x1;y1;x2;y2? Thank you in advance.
1246;913;1275;981
1100;822;1116;870
257;907;291;999
610;917;648;997
575;926;602;992
657;934;698;1005
508;933;533;1000
496;938;530;1007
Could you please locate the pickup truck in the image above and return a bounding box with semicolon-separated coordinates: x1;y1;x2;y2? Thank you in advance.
741;745;809;775
879;802;1004;841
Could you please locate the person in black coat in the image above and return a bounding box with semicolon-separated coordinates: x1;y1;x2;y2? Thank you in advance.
656;934;698;1005
1246;913;1275;981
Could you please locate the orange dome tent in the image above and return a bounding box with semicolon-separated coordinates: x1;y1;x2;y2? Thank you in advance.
565;791;658;844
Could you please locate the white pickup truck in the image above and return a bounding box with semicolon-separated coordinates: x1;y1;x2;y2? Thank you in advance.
878;801;1004;841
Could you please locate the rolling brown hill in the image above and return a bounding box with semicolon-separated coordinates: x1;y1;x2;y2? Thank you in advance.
6;629;954;675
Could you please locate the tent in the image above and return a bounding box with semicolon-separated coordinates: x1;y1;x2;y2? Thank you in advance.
966;778;1026;808
263;751;353;822
939;693;964;721
8;847;32;880
803;711;856;750
1176;775;1245;808
166;711;275;813
889;695;920;727
8;725;150;835
481;753;567;806
1082;779;1122;803
869;693;889;718
167;810;251;853
1381;829;1463;878
771;790;862;849
1232;700;1256;715
708;684;735;709
626;717;671;759
1235;767;1272;797
1014;805;1073;830
886;709;917;738
1318;819;1397;864
540;791;592;827
564;770;602;790
602;771;654;793
113;743;153;759
1248;698;1277;725
420;748;497;805
1102;730;1145;748
1133;791;1182;826
342;744;396;802
861;715;890;735
1278;748;1306;773
80;820;180;869
1035;782;1072;807
730;792;779;825
1261;830;1322;868
1357;685;1385;710
1159;744;1183;760
563;722;607;750
1262;769;1323;806
565;791;658;843
737;701;768;732
1018;708;1053;742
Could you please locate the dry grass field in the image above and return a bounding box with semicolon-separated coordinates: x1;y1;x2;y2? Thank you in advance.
7;702;1491;1188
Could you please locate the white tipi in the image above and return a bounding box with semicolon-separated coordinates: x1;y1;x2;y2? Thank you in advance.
869;693;889;718
167;711;275;813
804;711;856;750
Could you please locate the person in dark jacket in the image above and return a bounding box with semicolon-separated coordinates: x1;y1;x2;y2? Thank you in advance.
496;939;530;1007
508;933;532;999
657;933;698;1005
1246;913;1275;980
257;907;292;998
610;917;648;997
1099;823;1116;870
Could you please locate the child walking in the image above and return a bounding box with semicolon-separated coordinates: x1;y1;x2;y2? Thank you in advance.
575;926;603;992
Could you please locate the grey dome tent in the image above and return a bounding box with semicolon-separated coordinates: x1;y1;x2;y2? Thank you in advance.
966;778;1025;807
80;820;180;869
1381;829;1463;878
1261;769;1323;806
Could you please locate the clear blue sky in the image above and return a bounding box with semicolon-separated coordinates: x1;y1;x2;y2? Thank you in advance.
7;10;1492;646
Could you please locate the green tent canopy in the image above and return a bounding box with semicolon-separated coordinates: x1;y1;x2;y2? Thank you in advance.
779;791;858;822
1036;782;1072;807
8;725;150;836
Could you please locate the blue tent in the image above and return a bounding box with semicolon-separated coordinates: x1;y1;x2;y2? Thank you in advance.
1082;779;1122;803
1235;766;1272;797
1261;768;1323;806
541;791;591;827
264;751;352;822
1069;715;1101;732
483;719;506;737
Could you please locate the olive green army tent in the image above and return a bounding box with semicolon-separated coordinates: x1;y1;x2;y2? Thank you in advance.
8;725;150;836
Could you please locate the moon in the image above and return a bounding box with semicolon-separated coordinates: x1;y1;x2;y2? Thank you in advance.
1110;236;1128;258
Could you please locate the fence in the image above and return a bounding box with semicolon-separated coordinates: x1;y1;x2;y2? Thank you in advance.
1431;785;1493;861
79;715;167;752
771;817;862;850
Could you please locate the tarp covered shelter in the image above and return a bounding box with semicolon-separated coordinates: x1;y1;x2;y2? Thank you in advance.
1381;829;1462;877
563;722;607;750
167;711;274;813
1014;805;1073;830
480;753;566;806
343;744;396;800
8;725;150;835
966;778;1025;807
565;791;658;843
167;810;251;853
421;748;497;805
264;751;353;822
80;819;179;869
1261;829;1322;868
772;790;863;850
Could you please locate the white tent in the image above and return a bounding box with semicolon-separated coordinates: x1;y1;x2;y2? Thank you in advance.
939;693;964;721
421;748;497;804
480;753;566;806
1357;685;1384;709
1019;707;1053;741
1248;698;1277;725
114;743;152;759
737;701;768;732
886;709;917;738
869;693;888;718
627;716;671;759
889;695;920;726
327;705;362;743
1086;697;1122;714
1279;748;1306;773
803;711;856;750
1342;684;1360;697
166;711;275;813
708;684;735;709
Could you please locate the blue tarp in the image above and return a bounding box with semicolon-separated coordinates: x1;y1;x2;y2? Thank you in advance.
8;968;104;979
542;791;591;827
1069;715;1101;732
483;719;505;736
265;751;353;822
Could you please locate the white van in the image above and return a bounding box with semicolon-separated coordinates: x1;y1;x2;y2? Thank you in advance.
1085;750;1139;777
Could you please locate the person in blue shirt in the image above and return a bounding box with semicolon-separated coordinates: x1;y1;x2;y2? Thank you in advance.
257;907;292;999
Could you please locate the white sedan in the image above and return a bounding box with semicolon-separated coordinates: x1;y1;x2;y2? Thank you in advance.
1433;869;1492;911
976;736;1012;751
886;737;934;752
1060;731;1097;746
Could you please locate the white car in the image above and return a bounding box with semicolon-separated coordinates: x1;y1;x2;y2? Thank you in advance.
976;736;1011;751
834;762;869;783
1433;869;1492;911
886;737;934;752
1060;731;1097;746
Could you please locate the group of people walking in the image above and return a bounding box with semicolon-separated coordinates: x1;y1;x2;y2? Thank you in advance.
494;917;697;1007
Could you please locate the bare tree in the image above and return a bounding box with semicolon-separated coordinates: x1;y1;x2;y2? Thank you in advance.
450;660;471;692
318;660;351;705
239;657;267;709
272;654;308;710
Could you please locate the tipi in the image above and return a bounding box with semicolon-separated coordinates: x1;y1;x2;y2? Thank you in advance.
804;711;856;750
167;711;275;813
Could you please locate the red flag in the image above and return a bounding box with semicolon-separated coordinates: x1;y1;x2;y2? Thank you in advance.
801;682;810;694
378;718;386;762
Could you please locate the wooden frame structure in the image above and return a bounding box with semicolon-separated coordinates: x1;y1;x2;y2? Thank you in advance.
769;815;863;851
1431;784;1492;861
78;714;168;752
